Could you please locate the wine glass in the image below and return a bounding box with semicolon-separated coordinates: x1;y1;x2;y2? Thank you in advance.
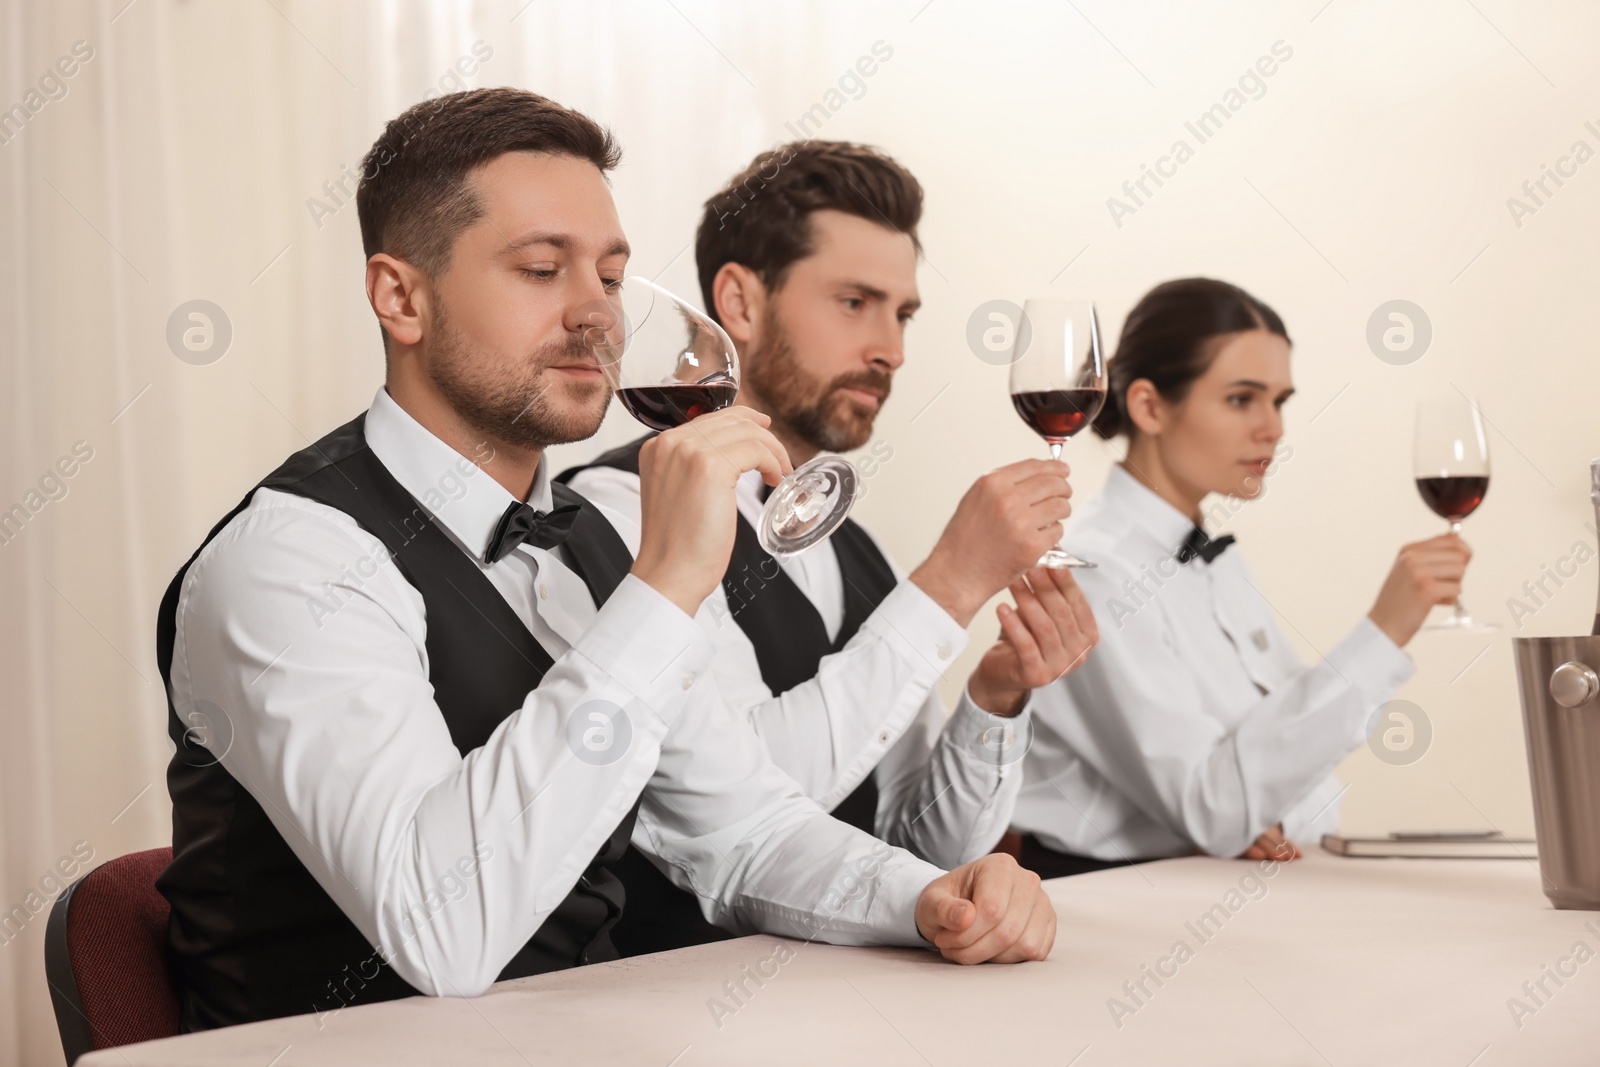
591;276;858;558
1008;299;1105;568
1413;397;1495;631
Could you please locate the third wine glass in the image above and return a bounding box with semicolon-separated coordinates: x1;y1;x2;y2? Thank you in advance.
1413;397;1495;631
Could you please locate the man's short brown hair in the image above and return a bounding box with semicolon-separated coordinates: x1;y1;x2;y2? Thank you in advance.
356;87;620;280
694;141;922;324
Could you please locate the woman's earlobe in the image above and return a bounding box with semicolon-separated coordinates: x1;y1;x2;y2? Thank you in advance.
1124;379;1163;437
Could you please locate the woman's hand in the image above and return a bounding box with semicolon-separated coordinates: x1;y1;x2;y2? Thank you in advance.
1367;533;1472;647
1238;824;1301;862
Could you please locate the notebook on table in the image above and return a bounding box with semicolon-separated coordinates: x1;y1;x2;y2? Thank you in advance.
1321;831;1537;859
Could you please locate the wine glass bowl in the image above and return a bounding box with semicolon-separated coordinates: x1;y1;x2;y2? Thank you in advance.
1009;299;1105;568
598;276;740;431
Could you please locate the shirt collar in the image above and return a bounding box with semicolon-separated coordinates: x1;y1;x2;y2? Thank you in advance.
737;468;766;505
363;387;553;562
1102;463;1200;556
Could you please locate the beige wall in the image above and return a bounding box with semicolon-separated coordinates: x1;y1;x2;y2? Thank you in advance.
2;0;1595;1063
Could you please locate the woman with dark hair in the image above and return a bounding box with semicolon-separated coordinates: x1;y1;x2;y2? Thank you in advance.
1009;278;1472;877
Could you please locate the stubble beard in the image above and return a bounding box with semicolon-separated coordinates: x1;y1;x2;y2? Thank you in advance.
744;304;892;455
426;302;611;451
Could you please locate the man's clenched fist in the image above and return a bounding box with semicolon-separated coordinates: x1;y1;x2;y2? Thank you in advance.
915;853;1056;965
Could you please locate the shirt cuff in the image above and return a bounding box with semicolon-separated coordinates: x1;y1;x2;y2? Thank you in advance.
866;856;947;948
863;580;970;675
948;686;1033;768
572;574;717;730
1282;776;1344;844
1326;616;1415;709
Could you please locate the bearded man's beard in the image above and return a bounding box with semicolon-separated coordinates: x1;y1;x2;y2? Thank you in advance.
426;302;611;451
743;305;892;454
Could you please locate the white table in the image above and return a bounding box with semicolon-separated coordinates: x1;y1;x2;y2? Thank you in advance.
84;852;1598;1066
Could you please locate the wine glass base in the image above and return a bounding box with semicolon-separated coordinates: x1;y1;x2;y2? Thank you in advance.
1420;614;1499;632
1040;549;1096;569
758;456;859;559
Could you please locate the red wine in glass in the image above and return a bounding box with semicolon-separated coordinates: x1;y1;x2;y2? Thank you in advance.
1415;475;1488;522
617;380;738;432
1011;388;1106;442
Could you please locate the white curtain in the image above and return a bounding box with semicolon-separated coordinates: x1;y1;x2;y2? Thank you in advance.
0;2;838;1062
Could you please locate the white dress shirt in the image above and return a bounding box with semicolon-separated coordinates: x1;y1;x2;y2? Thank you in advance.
1012;464;1415;861
569;461;1028;868
168;388;946;999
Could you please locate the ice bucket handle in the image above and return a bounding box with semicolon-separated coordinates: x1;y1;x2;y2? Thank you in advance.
1550;661;1600;708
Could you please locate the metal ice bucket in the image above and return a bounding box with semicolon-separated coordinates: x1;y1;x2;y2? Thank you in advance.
1513;635;1600;909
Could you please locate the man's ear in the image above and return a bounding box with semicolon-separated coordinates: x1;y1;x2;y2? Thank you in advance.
1123;378;1166;437
367;253;430;350
711;262;765;348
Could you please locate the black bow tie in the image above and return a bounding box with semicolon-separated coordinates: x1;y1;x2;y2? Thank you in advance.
484;501;581;564
1176;525;1235;565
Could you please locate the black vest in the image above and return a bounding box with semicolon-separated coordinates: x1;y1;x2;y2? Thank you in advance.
559;435;899;956
156;414;638;1031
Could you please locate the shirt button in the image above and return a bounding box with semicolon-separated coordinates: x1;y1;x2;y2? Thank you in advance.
538;583;550;600
936;643;952;660
877;731;891;746
681;673;696;690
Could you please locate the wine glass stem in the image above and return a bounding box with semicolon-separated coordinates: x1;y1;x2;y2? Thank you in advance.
1041;440;1068;561
1447;520;1469;619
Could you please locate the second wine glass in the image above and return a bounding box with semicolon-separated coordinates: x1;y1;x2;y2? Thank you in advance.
1008;299;1105;568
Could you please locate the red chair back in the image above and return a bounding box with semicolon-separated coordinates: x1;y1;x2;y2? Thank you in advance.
44;847;181;1064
